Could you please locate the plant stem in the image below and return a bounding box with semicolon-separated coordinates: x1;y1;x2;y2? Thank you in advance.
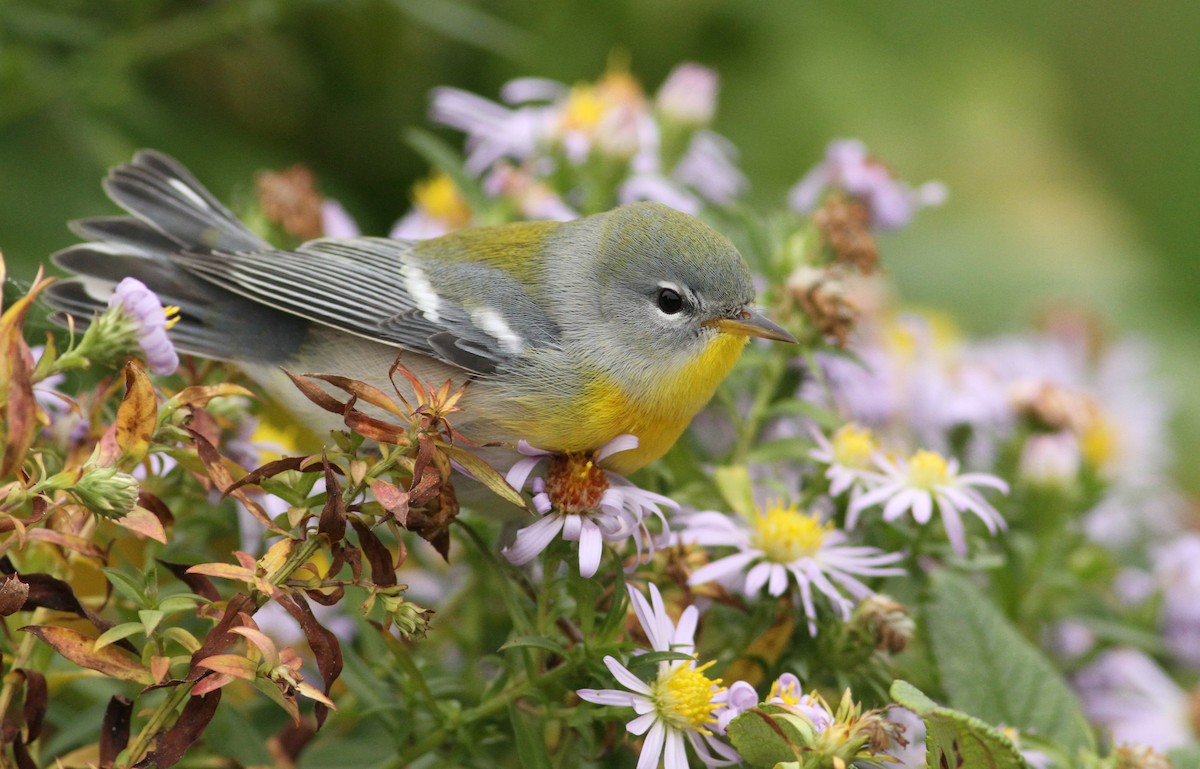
732;351;788;464
121;680;193;767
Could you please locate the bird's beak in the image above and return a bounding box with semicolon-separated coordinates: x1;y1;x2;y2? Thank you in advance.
706;308;797;344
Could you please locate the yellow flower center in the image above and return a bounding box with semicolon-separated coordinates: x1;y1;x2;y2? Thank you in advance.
907;450;949;490
412;173;471;229
751;502;831;563
561;85;606;132
768;677;802;706
654;659;724;732
163;305;181;330
830;423;877;468
1080;417;1117;469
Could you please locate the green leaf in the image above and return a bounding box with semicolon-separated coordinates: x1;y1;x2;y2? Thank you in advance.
163;627;202;654
745;437;816;465
509;702;552;769
93;622;146;650
891;680;1035;769
713;465;755;517
137;609;164;637
924;571;1095;754
102;568;148;607
156;594;208;614
725;706;813;769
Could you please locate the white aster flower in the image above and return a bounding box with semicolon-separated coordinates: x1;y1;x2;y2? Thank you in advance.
577;584;741;769
809;422;881;498
680;502;905;634
849;449;1008;556
503;435;677;578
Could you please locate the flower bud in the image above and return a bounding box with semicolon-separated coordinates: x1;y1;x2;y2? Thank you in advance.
71;465;139;519
655;63;719;127
1018;431;1081;487
851;594;915;654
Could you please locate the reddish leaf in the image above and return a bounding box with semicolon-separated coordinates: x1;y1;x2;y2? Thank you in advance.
150;656;171;684
190;672;235;696
99;695;132;769
159;561;221;603
134;689;221;769
349;520;396;588
368;480;409;525
22;626;153;684
0;575;28;616
26;529;106;560
187;594;254;681
112;506;168;544
115;362;157;463
196;654;258;681
318;455;346;543
185;563;255;582
275;594;342;728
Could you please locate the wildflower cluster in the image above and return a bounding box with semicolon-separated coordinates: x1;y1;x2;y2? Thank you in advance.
0;60;1194;769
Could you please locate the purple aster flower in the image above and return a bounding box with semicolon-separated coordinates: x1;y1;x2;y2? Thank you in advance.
108;277;179;375
655;63;719;127
789;139;946;231
1074;648;1196;752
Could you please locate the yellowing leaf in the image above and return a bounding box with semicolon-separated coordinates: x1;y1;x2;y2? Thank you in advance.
116;362;157;463
23;625;154;684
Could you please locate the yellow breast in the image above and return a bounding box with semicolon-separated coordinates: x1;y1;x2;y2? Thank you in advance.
575;333;749;474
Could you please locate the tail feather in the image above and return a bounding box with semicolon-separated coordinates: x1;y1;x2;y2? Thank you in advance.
45;150;308;363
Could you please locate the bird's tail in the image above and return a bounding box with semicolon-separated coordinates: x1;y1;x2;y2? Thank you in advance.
44;150;306;362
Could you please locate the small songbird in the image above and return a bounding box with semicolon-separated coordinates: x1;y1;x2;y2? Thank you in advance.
46;151;794;473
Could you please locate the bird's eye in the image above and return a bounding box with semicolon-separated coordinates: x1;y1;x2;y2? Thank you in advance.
656;287;684;315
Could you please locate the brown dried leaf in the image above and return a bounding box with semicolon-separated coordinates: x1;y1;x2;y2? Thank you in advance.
115;363;157;463
22;626;154;684
11;738;34;769
137;490;175;528
227;455;323;495
318;456;346;543
349;520;396;588
0;575;28;616
133;689;221;769
342;410;410;444
111;506;167;544
274;594;341;728
168;383;253;410
18;670;45;743
281;369;347;415
187;427;282;533
302;374;406;417
99;695;132;769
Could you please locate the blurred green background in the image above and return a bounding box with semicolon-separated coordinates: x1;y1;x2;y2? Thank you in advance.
3;0;1198;483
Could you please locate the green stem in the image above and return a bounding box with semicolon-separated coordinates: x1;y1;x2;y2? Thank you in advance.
732;351;788;464
381;662;577;769
0;607;51;718
121;681;194;768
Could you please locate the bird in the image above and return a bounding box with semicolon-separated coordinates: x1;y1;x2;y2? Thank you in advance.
45;150;795;475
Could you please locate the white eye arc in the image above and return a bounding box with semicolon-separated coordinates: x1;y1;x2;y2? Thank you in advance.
655;281;685;315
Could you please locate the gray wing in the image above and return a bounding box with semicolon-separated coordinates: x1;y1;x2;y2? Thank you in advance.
171;237;560;375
